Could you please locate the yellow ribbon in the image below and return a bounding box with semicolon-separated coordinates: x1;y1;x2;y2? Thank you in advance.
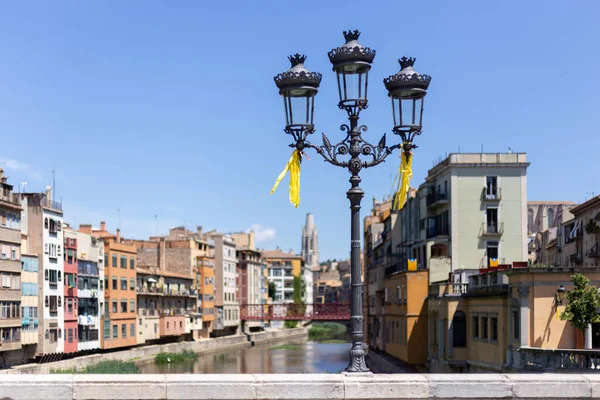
270;150;301;208
392;152;413;210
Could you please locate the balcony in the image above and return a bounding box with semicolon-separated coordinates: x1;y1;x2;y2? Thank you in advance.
77;315;99;327
570;253;583;265
0;259;21;273
138;286;166;296
428;282;468;297
480;222;503;236
518;347;600;372
482;187;502;201
0;289;21;301
588;243;600;258
426;192;449;209
468;270;509;297
427;224;450;239
479;257;506;269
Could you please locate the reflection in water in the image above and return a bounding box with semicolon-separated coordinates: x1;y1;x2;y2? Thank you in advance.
139;339;349;374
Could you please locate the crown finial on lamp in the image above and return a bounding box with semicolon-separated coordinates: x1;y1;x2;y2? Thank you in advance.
399;57;416;69
343;30;361;43
288;54;307;67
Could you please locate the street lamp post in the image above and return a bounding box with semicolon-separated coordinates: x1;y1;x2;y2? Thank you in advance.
273;30;432;373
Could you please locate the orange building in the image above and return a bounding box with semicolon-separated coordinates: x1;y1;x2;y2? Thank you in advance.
383;269;429;369
90;222;137;349
198;251;215;339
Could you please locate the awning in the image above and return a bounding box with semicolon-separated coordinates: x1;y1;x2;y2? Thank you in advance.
147;278;157;283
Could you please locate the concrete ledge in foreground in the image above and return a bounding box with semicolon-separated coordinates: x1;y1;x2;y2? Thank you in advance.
0;373;599;399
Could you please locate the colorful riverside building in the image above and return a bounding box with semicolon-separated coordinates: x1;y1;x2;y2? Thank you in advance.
62;228;78;354
134;226;212;341
73;225;104;352
18;187;65;359
0;169;25;364
91;222;137;350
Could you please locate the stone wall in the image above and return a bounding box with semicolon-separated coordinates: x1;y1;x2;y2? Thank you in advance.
248;327;309;344
1;374;600;399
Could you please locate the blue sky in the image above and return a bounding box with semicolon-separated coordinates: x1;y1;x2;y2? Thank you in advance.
1;1;599;261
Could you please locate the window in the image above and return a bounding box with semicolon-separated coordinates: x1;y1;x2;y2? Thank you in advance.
548;208;555;228
486;208;499;234
486;176;498;198
130;278;135;291
104;321;111;339
112;300;117;313
47;269;58;285
491;317;498;341
472;316;479;338
512;310;520;340
68;328;73;343
113;325;118;339
487;241;499;267
104;254;108;267
112;255;117;267
453;311;467;347
130;300;135;312
67;299;73;314
49;328;58;343
130;324;135;337
49;296;58;314
130;257;135;270
44;218;48;229
121;300;127;313
121;324;126;338
120;256;127;269
481;316;488;340
121;278;127;290
112;277;117;290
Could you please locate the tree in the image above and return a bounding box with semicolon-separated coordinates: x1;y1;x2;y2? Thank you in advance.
267;281;277;300
560;273;600;343
284;275;305;329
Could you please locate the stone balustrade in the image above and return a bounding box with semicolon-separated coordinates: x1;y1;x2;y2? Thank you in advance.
2;374;600;399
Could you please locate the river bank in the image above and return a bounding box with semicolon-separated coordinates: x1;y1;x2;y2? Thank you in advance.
1;327;309;374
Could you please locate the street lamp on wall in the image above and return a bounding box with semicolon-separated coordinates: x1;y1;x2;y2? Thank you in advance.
271;30;432;373
555;285;566;305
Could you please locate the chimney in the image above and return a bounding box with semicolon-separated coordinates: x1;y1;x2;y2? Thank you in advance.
116;228;121;242
197;225;203;237
159;238;166;271
100;221;106;231
79;224;92;235
45;186;53;202
289;249;293;255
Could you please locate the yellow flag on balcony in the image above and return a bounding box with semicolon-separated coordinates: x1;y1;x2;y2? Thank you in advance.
392;152;413;211
270;150;301;208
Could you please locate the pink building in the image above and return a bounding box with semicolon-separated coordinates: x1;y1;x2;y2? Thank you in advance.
63;231;78;354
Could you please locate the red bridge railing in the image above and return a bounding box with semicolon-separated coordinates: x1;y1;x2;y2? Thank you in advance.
240;303;350;321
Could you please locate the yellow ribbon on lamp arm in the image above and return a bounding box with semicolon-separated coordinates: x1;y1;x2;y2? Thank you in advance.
392;151;413;211
270;150;301;208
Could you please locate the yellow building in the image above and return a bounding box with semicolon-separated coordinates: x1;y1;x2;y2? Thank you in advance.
428;264;600;372
383;270;428;369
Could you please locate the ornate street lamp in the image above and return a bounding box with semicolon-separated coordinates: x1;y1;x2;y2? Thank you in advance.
271;30;432;373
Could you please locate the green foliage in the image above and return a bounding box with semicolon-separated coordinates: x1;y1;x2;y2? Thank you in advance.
155;350;198;365
50;360;140;374
269;344;301;350
50;367;77;374
284;275;305;328
284;320;298;328
84;360;140;374
308;322;347;341
268;281;277;300
560;273;600;331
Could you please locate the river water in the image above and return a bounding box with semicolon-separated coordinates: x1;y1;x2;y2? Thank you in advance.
139;338;350;374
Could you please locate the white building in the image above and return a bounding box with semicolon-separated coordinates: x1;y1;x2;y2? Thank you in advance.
416;153;530;282
209;232;239;335
75;230;104;351
19;188;65;357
